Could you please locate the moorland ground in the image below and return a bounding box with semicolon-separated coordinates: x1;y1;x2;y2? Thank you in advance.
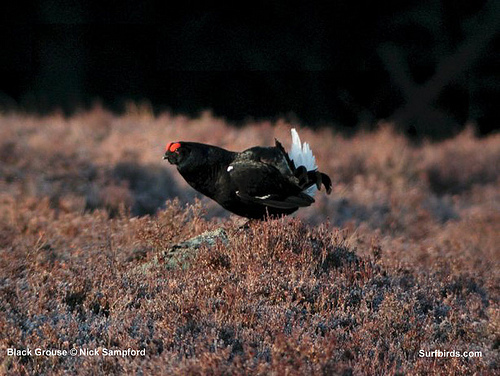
1;107;499;374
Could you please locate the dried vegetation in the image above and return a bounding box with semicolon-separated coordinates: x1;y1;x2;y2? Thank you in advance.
1;107;499;374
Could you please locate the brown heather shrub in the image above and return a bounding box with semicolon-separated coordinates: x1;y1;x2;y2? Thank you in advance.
0;109;499;374
421;127;500;195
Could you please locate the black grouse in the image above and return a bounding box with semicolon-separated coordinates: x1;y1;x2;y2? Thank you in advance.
163;129;332;219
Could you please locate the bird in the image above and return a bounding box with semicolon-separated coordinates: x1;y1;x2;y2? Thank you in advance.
163;128;332;219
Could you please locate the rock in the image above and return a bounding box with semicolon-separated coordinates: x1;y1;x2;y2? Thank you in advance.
162;228;229;269
133;228;229;273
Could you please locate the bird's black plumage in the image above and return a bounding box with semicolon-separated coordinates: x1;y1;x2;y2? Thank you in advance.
163;132;332;219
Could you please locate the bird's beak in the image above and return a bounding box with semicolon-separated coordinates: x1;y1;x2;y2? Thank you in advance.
163;150;179;165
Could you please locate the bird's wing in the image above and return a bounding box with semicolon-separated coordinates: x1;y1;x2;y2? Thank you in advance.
236;191;314;209
227;160;315;209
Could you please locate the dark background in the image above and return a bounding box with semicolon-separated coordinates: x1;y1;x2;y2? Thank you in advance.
1;0;499;138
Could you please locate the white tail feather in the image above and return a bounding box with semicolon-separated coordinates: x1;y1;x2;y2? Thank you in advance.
288;128;318;196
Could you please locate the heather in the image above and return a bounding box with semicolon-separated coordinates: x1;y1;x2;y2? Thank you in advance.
1;108;499;375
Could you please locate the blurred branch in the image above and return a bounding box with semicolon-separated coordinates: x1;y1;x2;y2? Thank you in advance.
379;0;500;130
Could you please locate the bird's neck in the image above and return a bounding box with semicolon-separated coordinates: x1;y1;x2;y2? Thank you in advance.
179;149;235;199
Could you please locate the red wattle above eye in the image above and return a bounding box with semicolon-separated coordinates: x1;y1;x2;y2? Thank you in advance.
166;142;181;152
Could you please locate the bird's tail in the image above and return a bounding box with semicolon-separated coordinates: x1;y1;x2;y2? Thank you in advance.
288;128;318;196
289;129;318;171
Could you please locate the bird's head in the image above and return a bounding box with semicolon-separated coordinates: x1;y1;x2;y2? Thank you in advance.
163;142;189;166
163;141;214;172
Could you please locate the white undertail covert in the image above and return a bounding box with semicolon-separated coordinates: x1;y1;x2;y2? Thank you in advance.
288;128;318;197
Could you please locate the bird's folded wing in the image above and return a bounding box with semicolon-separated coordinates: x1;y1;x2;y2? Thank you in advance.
228;160;315;209
236;191;314;209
